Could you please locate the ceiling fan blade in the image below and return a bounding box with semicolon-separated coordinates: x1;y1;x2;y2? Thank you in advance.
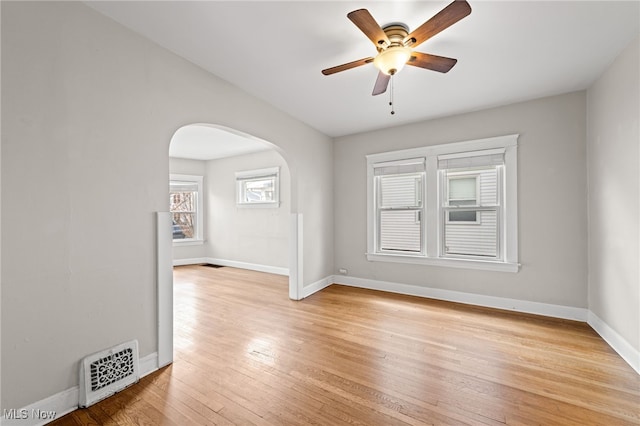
322;57;374;75
407;52;458;73
404;0;471;48
347;9;390;48
372;72;390;96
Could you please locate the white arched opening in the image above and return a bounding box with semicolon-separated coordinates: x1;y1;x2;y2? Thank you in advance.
158;123;300;367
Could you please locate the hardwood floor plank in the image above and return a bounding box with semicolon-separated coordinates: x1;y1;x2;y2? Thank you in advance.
50;265;640;426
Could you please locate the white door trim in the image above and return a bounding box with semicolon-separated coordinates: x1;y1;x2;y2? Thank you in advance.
157;211;173;368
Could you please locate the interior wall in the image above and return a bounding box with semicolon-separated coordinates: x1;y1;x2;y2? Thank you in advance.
169;157;208;261
1;1;333;410
334;91;588;308
206;150;290;269
586;36;640;352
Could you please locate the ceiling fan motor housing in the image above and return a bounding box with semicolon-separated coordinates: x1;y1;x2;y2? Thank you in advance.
374;23;411;75
378;23;410;51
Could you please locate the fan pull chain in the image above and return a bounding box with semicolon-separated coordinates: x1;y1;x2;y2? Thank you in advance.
389;75;395;115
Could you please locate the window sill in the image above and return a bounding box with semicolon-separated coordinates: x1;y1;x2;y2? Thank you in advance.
173;239;204;247
237;202;280;209
366;253;519;273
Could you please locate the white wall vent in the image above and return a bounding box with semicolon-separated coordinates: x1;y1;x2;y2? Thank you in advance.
79;339;140;408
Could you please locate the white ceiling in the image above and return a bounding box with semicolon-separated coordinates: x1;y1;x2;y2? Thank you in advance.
170;124;271;160
87;1;639;143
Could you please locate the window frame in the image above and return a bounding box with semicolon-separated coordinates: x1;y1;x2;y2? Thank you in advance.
170;174;204;246
366;134;519;272
236;167;280;208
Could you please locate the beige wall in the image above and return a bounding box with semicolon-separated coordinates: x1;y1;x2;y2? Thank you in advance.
1;1;333;409
334;92;588;307
587;36;640;352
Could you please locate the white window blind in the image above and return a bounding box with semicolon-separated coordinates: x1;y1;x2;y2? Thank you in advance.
170;181;199;192
380;174;422;208
374;158;425;176
374;158;425;254
438;148;504;170
379;210;421;252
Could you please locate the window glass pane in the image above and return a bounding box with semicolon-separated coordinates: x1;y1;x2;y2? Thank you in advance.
380;210;421;252
444;210;497;257
172;212;195;239
244;177;275;203
170;191;195;213
448;210;477;222
170;175;202;242
379;174;421;208
449;177;476;201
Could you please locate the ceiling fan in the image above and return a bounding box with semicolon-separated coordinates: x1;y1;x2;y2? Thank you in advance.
322;0;472;96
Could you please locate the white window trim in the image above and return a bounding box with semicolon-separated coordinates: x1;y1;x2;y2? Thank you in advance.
236;167;280;208
170;174;204;246
366;134;519;273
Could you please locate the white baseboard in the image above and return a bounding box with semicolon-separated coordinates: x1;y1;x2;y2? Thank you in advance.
588;311;640;375
172;257;208;266
173;257;289;276
205;257;289;276
1;353;159;426
331;275;588;321
301;275;333;298
139;351;159;378
1;387;79;426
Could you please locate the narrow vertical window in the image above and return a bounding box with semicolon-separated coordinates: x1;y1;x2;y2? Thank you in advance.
438;149;504;259
170;174;204;243
373;158;425;255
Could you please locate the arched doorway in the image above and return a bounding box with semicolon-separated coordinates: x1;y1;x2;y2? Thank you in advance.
158;123;300;367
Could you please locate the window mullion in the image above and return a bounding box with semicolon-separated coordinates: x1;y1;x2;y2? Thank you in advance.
425;156;439;258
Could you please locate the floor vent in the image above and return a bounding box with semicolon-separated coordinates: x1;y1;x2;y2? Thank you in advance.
79;340;140;408
203;263;225;268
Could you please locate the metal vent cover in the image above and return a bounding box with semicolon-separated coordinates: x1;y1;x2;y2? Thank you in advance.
79;340;140;408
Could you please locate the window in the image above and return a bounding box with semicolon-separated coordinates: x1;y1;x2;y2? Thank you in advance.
367;134;518;272
169;174;203;244
236;167;280;207
375;159;425;254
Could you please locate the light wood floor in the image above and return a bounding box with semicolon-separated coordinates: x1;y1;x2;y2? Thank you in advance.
52;265;639;425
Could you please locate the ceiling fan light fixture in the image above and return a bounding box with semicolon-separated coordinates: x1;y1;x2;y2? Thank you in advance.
374;46;412;75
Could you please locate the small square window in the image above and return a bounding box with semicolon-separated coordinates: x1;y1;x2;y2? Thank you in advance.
236;167;280;207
